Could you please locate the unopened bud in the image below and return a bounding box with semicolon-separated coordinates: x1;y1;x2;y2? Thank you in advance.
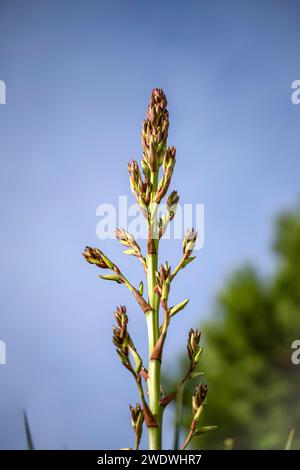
113;306;128;351
167;190;179;208
129;403;144;436
163;146;176;172
142;89;169;170
183;229;197;255
187;328;202;363
192;383;208;416
82;246;109;269
154;262;171;303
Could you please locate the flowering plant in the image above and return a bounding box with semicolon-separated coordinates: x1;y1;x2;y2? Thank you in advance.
83;89;215;450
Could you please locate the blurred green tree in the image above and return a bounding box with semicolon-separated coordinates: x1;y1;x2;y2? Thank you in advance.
172;206;300;449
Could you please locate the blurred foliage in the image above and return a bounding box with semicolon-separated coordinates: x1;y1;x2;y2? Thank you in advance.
170;205;300;449
23;411;35;450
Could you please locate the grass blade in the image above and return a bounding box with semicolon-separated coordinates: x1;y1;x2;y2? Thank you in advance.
23;410;35;450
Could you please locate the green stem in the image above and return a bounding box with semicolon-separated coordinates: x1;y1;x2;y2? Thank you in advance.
146;171;162;450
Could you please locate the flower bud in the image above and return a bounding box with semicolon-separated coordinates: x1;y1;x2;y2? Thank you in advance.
187;328;202;363
183;229;197;255
167;190;179;208
142;89;169;170
163;146;176;173
82;246;109;269
129;403;144;439
113;306;128;351
192;383;208;417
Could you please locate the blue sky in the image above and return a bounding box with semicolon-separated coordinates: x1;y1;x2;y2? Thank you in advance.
0;0;300;449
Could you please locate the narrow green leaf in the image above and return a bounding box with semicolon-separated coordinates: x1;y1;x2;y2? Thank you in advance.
99;274;122;283
123;249;136;255
285;428;295;450
170;298;189;317
181;256;196;269
194;425;218;436
190;371;204;378
100;253;114;269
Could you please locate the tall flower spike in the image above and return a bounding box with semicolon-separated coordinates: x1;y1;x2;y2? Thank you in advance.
141;88;169;171
83;89;213;450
